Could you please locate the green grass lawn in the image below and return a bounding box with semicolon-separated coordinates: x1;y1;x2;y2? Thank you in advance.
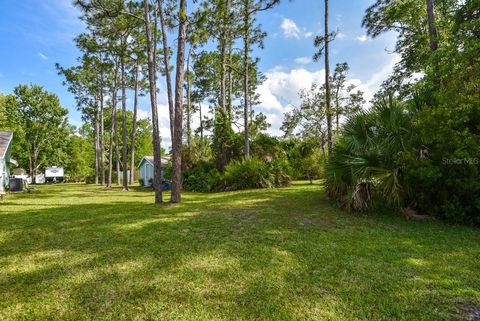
0;182;479;320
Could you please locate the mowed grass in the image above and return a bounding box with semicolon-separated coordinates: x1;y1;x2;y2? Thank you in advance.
0;182;479;321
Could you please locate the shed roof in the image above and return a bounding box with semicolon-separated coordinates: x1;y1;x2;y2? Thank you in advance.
139;155;171;168
0;131;13;159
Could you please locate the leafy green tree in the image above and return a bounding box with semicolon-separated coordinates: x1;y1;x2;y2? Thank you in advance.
66;134;95;181
362;0;456;91
5;85;71;183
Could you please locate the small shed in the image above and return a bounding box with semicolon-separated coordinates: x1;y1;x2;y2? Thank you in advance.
138;155;170;186
0;131;13;194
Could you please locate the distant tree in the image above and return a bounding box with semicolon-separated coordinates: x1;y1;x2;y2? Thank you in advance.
5;85;70;183
313;0;335;153
66;134;95;181
281;83;328;157
0;94;6;126
330;62;365;134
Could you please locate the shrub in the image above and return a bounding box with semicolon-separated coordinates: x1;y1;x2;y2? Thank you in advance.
182;162;222;192
182;158;291;192
223;157;291;191
139;178;144;186
405;103;480;224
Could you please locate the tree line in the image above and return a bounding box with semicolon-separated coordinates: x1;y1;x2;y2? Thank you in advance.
53;0;282;204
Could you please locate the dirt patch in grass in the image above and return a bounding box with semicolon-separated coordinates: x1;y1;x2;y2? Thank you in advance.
454;302;480;321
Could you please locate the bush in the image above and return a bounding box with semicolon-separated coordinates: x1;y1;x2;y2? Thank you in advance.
405;104;480;224
182;162;222;192
139;178;144;186
223;157;290;191
182;158;291;192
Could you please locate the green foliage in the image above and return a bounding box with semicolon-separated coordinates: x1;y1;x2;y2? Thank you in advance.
4;84;71;177
223;157;290;191
183;156;291;193
283;138;325;181
65;135;94;181
223;157;273;190
325;97;413;210
182;162;222;192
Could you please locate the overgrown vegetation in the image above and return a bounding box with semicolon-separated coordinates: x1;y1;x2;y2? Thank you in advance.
324;0;480;224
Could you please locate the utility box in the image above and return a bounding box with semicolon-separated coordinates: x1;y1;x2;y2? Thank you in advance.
9;178;23;192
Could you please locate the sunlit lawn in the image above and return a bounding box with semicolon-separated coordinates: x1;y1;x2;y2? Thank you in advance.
0;182;479;320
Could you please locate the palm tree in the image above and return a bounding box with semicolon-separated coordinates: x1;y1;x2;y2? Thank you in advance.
325;96;413;210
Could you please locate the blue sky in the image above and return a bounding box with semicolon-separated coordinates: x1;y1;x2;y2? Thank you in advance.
0;0;398;148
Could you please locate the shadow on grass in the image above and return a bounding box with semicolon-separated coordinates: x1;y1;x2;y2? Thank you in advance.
0;184;479;320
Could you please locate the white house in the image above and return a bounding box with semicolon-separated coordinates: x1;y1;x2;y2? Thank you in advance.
0;131;13;195
138;155;170;186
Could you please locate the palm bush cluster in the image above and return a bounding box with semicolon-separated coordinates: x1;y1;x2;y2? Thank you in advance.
325;97;414;211
183;157;290;192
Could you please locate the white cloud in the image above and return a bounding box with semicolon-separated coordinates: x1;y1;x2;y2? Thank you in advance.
336;32;346;40
366;53;401;90
281;18;301;38
257;68;326;112
254;56;400;137
137;109;151;120
281;18;312;39
38;52;48;60
356;34;368;43
294;56;312;65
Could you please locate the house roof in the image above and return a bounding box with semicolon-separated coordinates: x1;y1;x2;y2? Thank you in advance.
0;131;13;159
138;155;171;168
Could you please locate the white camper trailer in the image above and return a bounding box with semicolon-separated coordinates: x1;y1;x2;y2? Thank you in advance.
45;166;64;183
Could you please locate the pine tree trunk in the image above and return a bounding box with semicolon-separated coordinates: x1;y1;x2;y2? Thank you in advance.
94;104;100;185
158;0;175;144
121;50;129;191
199;103;203;142
107;60;119;189
324;0;333;154
171;0;187;203
144;0;163;204
115;119;121;186
100;68;105;186
243;0;250;157
130;64;139;185
426;0;438;51
186;47;192;157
